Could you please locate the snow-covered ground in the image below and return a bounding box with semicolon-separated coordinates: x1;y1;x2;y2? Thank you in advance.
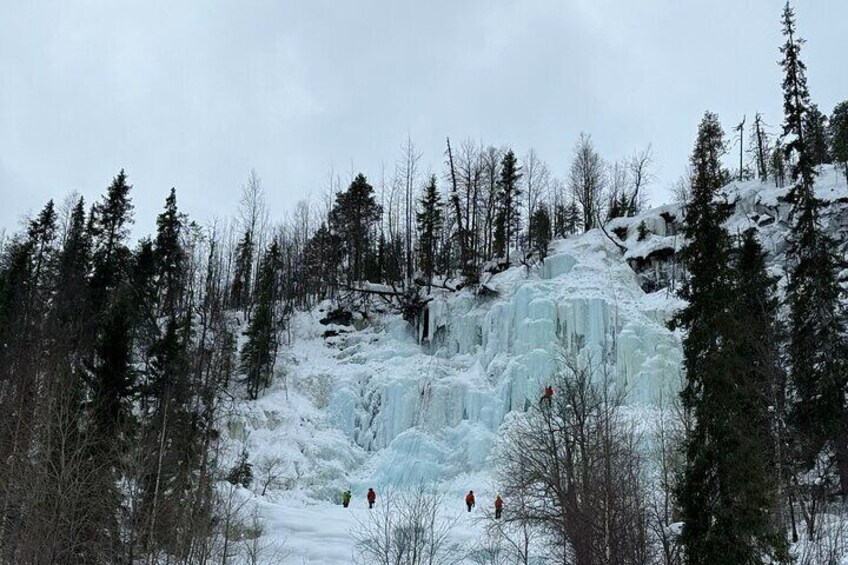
223;167;848;564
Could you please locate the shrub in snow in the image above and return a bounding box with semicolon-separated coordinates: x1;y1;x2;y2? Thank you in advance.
637;220;650;241
227;448;254;488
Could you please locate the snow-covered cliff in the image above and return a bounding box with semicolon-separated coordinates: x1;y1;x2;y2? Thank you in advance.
225;166;848;563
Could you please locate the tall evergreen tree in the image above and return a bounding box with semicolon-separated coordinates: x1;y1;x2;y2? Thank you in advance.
804;103;831;167
130;239;161;360
779;2;816;207
240;240;281;400
564;200;582;235
87;173;135;442
89;170;134;305
830;100;848;181
728;229;791;562
303;223;340;298
552;200;582;237
416;175;443;288
493;149;522;263
229;228;253;312
329;173;382;284
780;1;848;494
0;202;59;508
674;112;747;565
54;198;92;325
90;290;135;443
136;191;201;558
529;206;552;261
154;188;186;318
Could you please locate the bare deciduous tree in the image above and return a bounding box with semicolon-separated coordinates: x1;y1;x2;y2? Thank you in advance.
670;167;694;207
497;353;652;565
352;486;465;565
480;146;503;261
477;490;538;565
628;145;654;213
257;456;287;496
569;133;607;231
399;136;421;286
648;393;685;565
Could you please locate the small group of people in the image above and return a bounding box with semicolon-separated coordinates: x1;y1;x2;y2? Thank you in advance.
341;488;504;518
337;385;552;516
341;487;377;509
465;490;504;519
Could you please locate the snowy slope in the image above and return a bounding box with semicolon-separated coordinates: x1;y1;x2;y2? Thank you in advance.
225;166;848;564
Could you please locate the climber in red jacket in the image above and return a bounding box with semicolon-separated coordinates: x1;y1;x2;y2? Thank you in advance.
465;490;476;512
494;495;503;519
539;385;554;408
367;488;376;509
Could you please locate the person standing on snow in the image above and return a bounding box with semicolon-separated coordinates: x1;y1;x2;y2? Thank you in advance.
494;495;503;519
465;490;476;512
342;489;352;508
367;488;376;509
539;385;554;408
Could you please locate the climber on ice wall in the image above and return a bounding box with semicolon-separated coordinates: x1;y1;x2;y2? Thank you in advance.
539;385;554;408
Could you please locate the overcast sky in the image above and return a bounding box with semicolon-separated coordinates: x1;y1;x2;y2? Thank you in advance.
2;0;847;237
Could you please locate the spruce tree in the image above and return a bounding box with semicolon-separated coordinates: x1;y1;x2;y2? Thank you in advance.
830;100;848;181
87;173;135;442
803;104;831;167
673;112;739;565
565;200;582;234
54;198;92;327
130;239;161;357
240;239;281;400
147;188;190;398
553;199;583;237
303;223;340;298
780;1;848;494
229;228;253;312
329;173;382;284
493;150;522;263
154;188;186;318
27;201;59;289
530;206;552;261
90;289;135;441
728;230;791;562
89;170;134;304
416;175;443;288
138;191;198;557
0;202;58;455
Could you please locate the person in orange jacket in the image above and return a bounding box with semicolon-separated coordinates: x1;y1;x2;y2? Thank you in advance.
494;495;503;519
367;488;376;509
465;490;476;512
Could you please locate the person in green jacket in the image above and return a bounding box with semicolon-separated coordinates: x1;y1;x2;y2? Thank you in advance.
342;490;352;508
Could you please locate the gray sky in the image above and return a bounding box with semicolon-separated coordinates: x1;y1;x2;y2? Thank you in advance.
2;0;847;237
